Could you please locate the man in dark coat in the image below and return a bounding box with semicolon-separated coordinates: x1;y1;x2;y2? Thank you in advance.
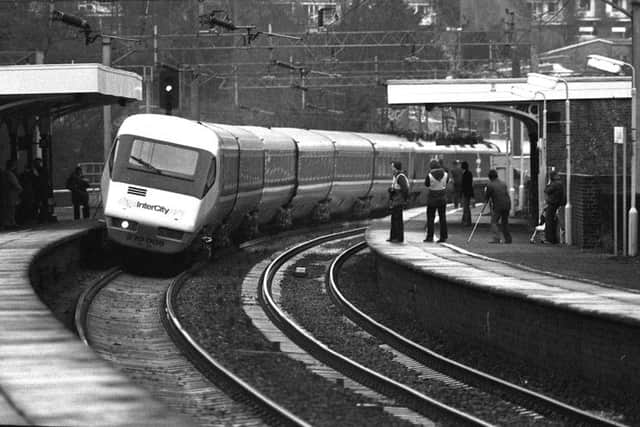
461;161;474;226
543;170;565;244
485;169;512;244
424;159;449;243
32;158;50;223
450;160;463;208
387;161;409;243
66;166;90;220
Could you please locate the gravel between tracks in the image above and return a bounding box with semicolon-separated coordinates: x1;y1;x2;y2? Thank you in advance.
280;242;560;426
175;234;415;427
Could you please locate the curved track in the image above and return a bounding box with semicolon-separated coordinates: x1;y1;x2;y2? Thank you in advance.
75;266;304;426
327;242;629;427
259;229;491;426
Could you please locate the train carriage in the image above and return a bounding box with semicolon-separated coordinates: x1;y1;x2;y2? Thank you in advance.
203;123;264;232
356;133;413;213
272;127;335;221
309;130;375;217
240;126;297;226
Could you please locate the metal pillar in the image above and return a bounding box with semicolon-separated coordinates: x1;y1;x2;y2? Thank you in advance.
102;36;112;163
559;80;572;246
630;0;640;255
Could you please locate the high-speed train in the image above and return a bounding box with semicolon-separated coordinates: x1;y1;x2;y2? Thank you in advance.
101;114;502;254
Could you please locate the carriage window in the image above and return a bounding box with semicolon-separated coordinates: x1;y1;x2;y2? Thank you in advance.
202;158;217;197
128;138;199;179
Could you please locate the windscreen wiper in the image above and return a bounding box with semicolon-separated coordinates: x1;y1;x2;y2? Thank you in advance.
130;155;162;175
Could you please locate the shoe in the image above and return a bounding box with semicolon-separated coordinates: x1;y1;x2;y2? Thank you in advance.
488;239;501;244
504;240;512;244
437;239;447;243
423;238;434;243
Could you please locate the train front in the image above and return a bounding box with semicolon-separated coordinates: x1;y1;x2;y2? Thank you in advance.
101;114;217;254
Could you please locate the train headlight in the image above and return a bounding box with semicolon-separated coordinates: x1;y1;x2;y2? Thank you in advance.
110;217;138;231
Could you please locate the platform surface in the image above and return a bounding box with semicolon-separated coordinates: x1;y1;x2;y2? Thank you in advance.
367;206;640;326
0;221;191;426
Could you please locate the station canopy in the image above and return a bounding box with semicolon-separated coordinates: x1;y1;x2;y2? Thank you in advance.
386;76;631;107
0;63;142;119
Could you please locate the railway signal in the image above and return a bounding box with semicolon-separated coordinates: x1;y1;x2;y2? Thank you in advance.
158;65;180;115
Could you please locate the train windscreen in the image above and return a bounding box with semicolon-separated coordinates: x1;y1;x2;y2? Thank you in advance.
111;134;214;198
129;138;199;180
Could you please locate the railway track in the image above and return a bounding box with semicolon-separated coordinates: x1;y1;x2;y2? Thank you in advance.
71;225;629;426
259;229;629;426
75;265;306;426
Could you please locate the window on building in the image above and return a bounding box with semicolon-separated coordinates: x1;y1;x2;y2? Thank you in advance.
606;0;629;18
577;0;595;17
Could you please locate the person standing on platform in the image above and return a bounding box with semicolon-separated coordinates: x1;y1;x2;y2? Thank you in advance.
0;159;22;229
387;161;409;243
17;163;35;225
424;159;449;243
461;161;474;226
543;170;565;244
450;160;463;208
32;158;50;223
66;166;90;220
485;169;512;244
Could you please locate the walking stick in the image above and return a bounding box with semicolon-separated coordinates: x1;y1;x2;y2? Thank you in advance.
467;202;488;243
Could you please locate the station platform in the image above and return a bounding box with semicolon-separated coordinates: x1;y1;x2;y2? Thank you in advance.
0;221;189;426
366;205;640;399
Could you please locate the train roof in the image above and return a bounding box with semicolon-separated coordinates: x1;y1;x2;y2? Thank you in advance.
240;126;297;151
272;127;334;151
309;130;373;152
118;114;219;153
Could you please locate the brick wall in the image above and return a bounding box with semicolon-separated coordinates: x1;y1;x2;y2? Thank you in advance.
544;97;638;249
374;254;640;400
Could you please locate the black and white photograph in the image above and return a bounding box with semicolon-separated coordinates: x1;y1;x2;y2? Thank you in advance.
0;0;639;425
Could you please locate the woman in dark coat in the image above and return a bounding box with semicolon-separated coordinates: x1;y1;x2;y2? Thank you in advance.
543;170;565;244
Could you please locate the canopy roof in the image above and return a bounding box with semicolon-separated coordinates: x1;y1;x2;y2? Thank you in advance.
0;63;142;119
387;76;630;106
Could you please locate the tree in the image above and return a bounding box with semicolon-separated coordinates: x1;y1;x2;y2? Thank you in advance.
337;0;422;31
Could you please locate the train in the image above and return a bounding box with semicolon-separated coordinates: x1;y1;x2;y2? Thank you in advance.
101;114;503;254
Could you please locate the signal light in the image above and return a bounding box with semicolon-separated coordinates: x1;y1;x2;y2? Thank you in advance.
158;65;180;114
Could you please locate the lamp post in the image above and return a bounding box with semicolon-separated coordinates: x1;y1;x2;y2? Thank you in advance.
587;54;637;256
510;86;547;218
534;91;548;220
527;73;571;245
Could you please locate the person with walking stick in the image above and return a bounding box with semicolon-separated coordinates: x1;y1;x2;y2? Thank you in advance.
461;161;473;226
485;169;512;244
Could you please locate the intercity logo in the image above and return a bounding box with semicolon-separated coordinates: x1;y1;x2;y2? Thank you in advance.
118;197;184;218
136;201;170;215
